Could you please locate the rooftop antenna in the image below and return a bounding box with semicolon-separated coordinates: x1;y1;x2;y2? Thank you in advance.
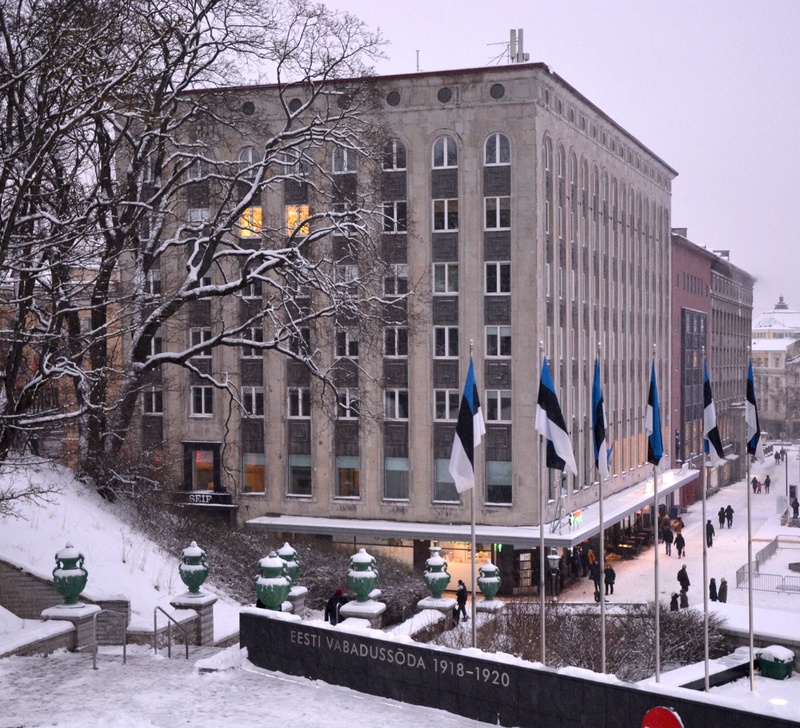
416;50;420;73
509;29;530;64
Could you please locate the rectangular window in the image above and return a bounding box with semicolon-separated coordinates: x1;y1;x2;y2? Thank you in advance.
239;206;262;238
336;264;358;283
434;458;459;502
241;327;263;358
337;388;360;419
434;389;460;421
142;386;163;414
288;328;311;356
288;454;312;496
242;386;264;417
243;279;263;299
384;457;410;500
190;327;212;358
384;389;409;420
191;448;215;490
486;460;512;504
335;456;360;498
384;326;408;357
286;204;310;236
191;385;213;417
148;328;163;357
382;201;407;233
485;389;512;421
434;326;459;358
242;453;266;494
485;197;511;229
433;262;459;294
288;387;311;418
335;328;359;359
145;269;161;296
333;146;357;173
485;262;511;294
433;199;458;231
188;208;209;225
384;264;408;296
485;326;512;357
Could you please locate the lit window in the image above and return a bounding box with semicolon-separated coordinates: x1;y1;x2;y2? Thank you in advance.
335;456;360;498
485;389;512;421
286;204;310;236
485;262;511;294
142;386;163;414
434;327;459;358
485;326;511;357
242;386;264;417
288;387;310;418
432;136;457;168
336;328;359;359
337;388;360;419
434;389;460;421
384;389;409;420
433;263;458;293
191;385;213;417
333;145;357;173
433;199;458;230
238;207;262;238
383;139;407;170
382;201;407;232
384;326;408;357
190;448;215;489
484;133;510;165
242;453;265;494
384;264;408;296
485;197;511;229
190;327;212;358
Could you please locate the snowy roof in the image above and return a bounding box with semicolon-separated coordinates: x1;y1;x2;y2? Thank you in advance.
752;338;794;353
246;468;698;550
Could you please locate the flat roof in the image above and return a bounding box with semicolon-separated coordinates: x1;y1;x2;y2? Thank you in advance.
246;468;698;549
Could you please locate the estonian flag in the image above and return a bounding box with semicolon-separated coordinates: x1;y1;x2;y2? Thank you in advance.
703;361;725;465
592;358;610;480
645;361;664;466
449;357;486;493
746;360;765;463
535;357;577;475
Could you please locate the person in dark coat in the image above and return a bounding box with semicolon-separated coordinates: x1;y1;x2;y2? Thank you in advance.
752;476;759;494
677;564;690;592
718;506;726;529
792;498;800;520
604;562;616;596
590;561;602;598
674;532;686;558
706;519;715;547
663;526;674;556
725;504;734;528
718;578;728;603
670;592;680;612
764;475;771;494
324;589;349;626
456;579;469;621
709;577;718;602
679;588;689;609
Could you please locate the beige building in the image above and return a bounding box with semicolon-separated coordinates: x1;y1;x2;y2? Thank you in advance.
133;62;694;588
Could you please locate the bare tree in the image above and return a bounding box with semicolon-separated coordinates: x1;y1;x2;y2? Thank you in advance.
0;0;403;492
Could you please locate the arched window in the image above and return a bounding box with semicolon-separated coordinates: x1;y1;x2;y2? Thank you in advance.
484;133;510;165
238;146;259;178
432;136;457;168
543;137;553;172
383;139;407;170
187;150;210;180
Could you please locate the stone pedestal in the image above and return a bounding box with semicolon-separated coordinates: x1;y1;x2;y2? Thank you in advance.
41;603;101;652
170;592;218;646
338;599;386;629
286;586;308;617
475;599;506;616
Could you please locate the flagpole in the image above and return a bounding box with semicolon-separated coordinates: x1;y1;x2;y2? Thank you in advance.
702;353;710;692
539;344;546;665
469;341;477;649
596;346;606;675
746;434;755;692
653;348;661;682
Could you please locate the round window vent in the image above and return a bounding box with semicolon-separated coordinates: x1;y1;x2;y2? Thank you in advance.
437;87;452;103
337;94;352;109
288;98;302;112
241;101;255;116
386;91;401;107
489;83;505;100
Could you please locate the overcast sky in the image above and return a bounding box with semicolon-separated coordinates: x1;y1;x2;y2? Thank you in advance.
325;0;800;317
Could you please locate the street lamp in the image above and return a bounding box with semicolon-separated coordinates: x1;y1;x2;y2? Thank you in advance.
547;547;560;605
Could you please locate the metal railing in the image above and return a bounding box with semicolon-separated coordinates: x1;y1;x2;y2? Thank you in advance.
153;607;189;660
736;534;800;590
91;609;128;670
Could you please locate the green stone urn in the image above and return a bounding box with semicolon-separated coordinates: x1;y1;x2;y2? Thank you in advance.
276;542;300;583
52;543;88;606
422;542;451;599
346;548;378;603
477;560;501;601
255;551;293;610
178;541;208;595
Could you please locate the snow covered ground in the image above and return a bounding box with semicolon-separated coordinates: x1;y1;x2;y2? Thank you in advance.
1;454;800;726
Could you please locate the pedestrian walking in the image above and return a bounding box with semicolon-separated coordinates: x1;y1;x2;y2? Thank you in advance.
765;475;771;494
587;547;597;578
718;507;726;529
570;548;581;578
663;526;673;556
674;532;686;558
792;497;799;520
670;593;680;611
456;579;469;621
752;476;759;494
718;578;728;603
709;577;718;602
706;519;715;548
590;561;602;599
677;564;690;592
679;588;689;609
672;515;684;534
725;504;734;528
604;562;616;596
324;589;349;626
757;479;762;494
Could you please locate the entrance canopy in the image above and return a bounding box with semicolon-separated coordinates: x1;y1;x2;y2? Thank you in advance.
246;468;698;550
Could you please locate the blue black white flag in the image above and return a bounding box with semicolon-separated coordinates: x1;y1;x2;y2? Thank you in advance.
746;360;765;463
535;357;577;475
703;361;725;465
645;361;664;466
449;357;486;493
592;358;610;480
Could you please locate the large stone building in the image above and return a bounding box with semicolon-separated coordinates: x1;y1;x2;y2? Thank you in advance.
129;61;696;588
